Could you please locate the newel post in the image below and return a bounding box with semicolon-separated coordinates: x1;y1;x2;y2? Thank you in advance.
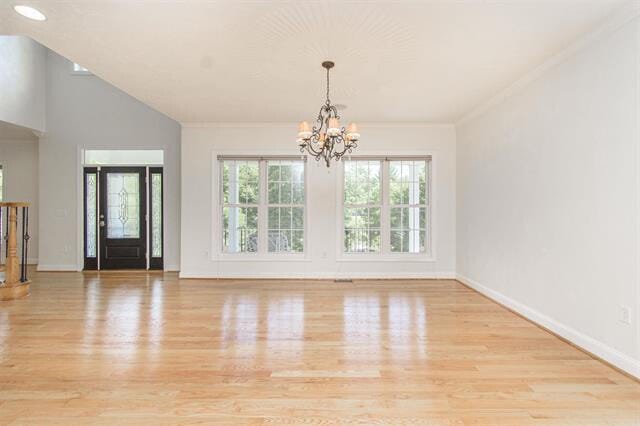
6;206;20;284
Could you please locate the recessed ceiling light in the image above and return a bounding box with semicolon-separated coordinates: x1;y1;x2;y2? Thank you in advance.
13;5;46;21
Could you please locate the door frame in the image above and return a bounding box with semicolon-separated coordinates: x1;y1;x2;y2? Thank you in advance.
82;165;164;270
99;166;147;270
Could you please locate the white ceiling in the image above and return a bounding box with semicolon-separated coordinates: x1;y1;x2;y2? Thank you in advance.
0;0;625;123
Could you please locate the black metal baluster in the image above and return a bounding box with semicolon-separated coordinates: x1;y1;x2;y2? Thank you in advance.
0;206;3;263
20;207;26;282
23;207;29;282
4;206;7;259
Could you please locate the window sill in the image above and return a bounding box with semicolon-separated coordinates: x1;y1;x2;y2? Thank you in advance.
336;255;435;263
214;254;311;262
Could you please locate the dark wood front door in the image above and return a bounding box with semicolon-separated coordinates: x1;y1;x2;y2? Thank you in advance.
99;167;147;269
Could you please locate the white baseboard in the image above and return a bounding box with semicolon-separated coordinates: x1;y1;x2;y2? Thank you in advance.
456;273;640;379
37;264;79;272
179;271;456;280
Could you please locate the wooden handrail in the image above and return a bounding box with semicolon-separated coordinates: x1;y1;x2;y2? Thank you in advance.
0;202;30;207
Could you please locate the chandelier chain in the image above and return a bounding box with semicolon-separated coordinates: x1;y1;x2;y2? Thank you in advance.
325;67;331;105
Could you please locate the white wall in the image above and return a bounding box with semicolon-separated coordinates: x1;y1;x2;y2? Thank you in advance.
181;124;456;279
0;36;46;132
0;139;39;263
456;14;640;376
38;49;181;271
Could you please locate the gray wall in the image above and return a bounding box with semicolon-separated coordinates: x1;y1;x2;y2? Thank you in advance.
0;36;46;132
0;138;39;263
39;49;181;270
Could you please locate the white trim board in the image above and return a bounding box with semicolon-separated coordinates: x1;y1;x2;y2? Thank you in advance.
456;274;640;379
179;271;457;280
181;122;455;129
37;264;79;272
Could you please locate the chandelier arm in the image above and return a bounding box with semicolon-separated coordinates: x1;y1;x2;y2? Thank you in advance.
305;143;323;157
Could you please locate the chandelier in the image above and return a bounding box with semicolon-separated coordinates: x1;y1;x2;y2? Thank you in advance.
297;61;360;167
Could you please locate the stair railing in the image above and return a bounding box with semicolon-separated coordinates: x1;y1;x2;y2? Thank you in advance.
0;202;31;300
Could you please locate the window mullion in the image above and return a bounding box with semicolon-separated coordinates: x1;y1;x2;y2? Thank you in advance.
258;160;268;255
381;160;390;255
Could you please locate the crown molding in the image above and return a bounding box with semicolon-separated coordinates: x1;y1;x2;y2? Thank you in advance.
456;0;640;126
181;122;454;129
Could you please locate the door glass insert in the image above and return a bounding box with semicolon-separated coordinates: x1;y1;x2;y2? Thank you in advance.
107;173;140;238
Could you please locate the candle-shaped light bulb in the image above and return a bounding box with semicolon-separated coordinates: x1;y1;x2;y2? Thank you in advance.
298;121;312;139
346;122;360;140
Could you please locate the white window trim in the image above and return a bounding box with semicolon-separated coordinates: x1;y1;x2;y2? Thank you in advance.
213;153;309;261
336;155;435;262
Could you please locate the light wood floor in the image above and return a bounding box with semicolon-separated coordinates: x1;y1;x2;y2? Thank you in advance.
0;272;638;425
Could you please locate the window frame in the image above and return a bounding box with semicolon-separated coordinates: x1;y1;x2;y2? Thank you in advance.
337;156;433;261
342;160;383;254
220;159;261;254
266;159;306;254
216;155;308;259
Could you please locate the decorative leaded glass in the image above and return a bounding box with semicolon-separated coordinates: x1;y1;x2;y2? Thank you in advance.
151;173;162;258
85;173;97;258
106;173;140;239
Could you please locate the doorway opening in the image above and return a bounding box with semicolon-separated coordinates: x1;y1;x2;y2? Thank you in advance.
83;150;163;270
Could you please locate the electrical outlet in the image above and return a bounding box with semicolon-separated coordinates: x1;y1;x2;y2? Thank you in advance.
619;306;631;325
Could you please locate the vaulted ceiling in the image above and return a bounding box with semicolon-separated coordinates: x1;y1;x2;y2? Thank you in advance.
0;0;625;123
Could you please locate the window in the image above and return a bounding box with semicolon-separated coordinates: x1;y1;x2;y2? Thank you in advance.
220;157;306;255
150;171;163;258
389;160;428;253
72;63;92;74
85;171;97;258
84;149;163;165
222;160;259;253
343;160;381;252
342;157;431;256
267;160;304;253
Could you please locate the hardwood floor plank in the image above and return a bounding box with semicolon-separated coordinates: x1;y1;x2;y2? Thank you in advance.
0;271;638;424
